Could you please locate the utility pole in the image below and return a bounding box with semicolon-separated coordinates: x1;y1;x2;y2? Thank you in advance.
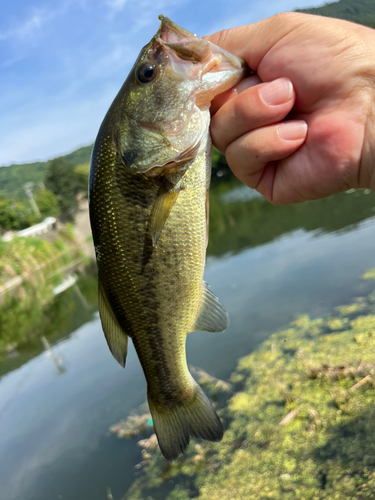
24;182;41;218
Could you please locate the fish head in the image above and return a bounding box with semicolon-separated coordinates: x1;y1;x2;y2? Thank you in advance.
112;16;247;176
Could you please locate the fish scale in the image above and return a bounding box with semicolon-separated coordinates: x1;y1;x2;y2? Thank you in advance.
89;15;247;460
91;128;208;389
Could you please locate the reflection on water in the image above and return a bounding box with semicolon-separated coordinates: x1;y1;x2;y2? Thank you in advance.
0;263;98;378
41;336;67;375
208;180;375;256
1;181;375;500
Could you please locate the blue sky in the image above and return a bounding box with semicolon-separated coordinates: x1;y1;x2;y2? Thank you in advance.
0;0;325;166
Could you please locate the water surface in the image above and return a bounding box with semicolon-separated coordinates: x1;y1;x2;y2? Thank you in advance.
1;184;375;500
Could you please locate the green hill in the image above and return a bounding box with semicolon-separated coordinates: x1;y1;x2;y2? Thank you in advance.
0;145;92;201
297;0;375;28
62;145;93;166
0;162;46;201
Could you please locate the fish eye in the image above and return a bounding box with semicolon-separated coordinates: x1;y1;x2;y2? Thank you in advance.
137;62;158;84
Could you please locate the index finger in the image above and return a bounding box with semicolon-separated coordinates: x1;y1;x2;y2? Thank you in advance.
204;12;310;71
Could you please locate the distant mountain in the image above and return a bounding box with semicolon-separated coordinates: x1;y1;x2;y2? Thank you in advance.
0;145;92;201
1;0;374;201
62;145;93;166
297;0;375;28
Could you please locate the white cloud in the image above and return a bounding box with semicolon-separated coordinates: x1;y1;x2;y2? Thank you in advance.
0;87;118;165
1;55;25;68
17;14;42;38
106;0;128;12
0;1;80;43
86;44;135;79
0;10;47;41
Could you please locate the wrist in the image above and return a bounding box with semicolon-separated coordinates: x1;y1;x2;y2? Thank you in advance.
361;103;375;191
358;29;375;191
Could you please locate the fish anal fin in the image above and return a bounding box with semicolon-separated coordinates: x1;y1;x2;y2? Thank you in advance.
98;282;128;367
150;180;183;247
192;281;229;333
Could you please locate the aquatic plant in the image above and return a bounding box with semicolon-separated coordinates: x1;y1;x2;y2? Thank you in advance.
116;271;375;500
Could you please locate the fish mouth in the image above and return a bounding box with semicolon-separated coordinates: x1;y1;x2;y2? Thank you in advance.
156;15;248;107
195;42;248;108
157;15;199;45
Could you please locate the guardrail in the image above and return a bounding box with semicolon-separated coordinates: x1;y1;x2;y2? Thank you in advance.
2;217;56;242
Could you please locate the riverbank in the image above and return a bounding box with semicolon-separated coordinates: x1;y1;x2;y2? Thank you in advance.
0;201;95;354
115;269;375;500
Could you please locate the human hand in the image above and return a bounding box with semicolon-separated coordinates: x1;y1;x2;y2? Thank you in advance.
205;13;375;204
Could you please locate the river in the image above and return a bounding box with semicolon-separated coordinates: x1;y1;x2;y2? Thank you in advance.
1;182;375;500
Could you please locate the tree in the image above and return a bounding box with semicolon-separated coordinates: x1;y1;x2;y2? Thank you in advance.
74;163;90;197
34;188;60;218
0;196;37;231
45;158;82;220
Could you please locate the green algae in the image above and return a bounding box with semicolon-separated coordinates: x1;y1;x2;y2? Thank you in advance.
119;273;375;500
362;268;375;280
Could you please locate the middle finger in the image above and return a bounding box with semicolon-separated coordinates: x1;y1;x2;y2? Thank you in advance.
211;77;295;152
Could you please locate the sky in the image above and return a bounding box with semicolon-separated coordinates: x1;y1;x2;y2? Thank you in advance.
0;0;326;166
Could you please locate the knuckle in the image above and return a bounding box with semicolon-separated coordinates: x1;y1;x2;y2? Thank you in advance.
210;121;225;151
233;93;255;123
272;12;300;24
225;142;237;169
210;28;231;49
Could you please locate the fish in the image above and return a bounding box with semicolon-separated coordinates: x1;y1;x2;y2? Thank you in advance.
89;15;247;461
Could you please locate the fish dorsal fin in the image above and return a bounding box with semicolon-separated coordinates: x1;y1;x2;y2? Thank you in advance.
150;180;182;247
98;282;128;367
192;281;229;333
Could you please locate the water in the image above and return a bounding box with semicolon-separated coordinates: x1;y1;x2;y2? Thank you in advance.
1;183;375;500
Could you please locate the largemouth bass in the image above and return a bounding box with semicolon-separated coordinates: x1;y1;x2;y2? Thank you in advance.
89;16;246;461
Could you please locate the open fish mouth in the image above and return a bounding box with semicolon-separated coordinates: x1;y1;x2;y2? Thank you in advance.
124;16;247;175
155;15;248;107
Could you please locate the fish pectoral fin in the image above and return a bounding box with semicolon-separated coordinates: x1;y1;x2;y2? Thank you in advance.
192;281;229;333
150;180;183;247
98;282;128;368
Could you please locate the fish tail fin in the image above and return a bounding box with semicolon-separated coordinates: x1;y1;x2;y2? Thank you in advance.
148;381;223;462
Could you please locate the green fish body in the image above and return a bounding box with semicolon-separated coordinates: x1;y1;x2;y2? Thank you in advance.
89;16;246;461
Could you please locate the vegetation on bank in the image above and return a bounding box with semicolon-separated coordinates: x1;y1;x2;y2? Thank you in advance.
0;144;91;231
113;269;375;500
0;226;85;353
0;229;74;281
0;196;39;231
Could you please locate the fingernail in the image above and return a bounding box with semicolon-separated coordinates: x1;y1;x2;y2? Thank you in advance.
259;78;293;106
278;121;307;141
